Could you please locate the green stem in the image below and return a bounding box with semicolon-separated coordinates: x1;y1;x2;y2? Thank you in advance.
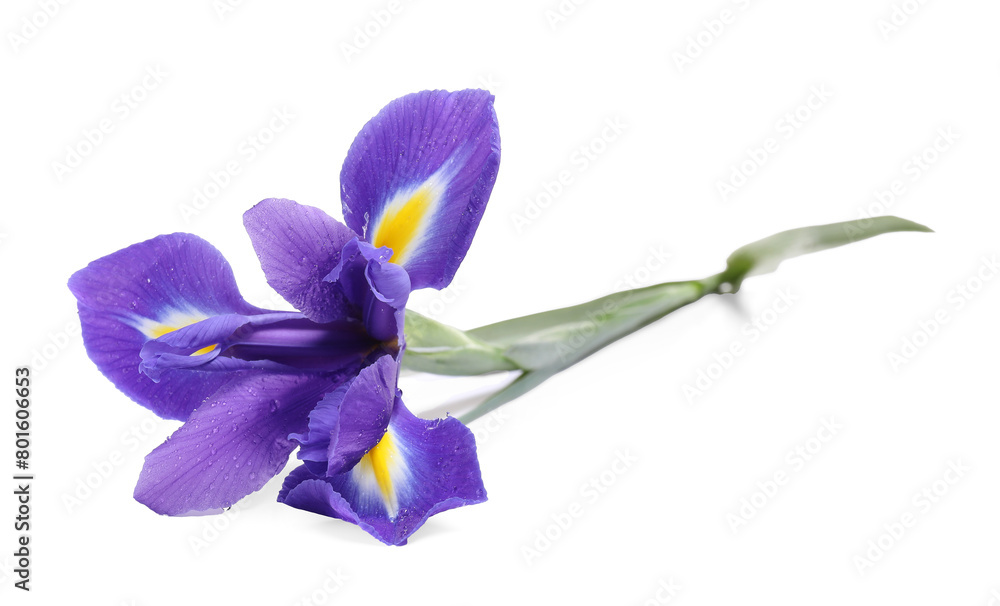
402;215;932;424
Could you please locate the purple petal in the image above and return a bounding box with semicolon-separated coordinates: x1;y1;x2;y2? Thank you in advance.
138;312;376;379
68;233;266;421
134;373;340;515
290;354;397;475
243;198;359;323
290;383;350;476
278;396;487;546
323;239;410;343
138;313;255;380
340;89;501;290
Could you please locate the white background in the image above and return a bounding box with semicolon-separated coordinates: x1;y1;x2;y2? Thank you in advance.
2;0;999;604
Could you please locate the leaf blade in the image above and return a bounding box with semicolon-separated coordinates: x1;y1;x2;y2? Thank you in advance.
722;215;932;288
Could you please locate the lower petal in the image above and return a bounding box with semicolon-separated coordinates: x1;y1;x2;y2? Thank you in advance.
134;373;340;515
278;397;486;545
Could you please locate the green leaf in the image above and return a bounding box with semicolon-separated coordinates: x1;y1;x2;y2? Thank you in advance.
455;369;557;425
720;215;932;291
403;215;932;423
468;280;706;371
401;310;519;376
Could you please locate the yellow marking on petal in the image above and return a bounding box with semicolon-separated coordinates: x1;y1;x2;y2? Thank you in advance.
371;185;435;264
142;313;208;339
355;431;401;517
142;314;216;355
150;324;180;338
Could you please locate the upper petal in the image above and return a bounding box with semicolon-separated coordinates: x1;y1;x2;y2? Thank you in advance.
243;198;359;323
133;372;340;515
340;89;501;290
278;395;487;545
68;233;267;421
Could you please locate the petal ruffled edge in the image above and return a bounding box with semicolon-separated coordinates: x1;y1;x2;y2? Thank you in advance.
278;396;486;545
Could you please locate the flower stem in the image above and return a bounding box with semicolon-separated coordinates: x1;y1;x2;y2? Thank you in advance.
402;215;932;423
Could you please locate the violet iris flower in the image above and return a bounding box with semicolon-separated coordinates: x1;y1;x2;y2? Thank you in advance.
68;89;500;545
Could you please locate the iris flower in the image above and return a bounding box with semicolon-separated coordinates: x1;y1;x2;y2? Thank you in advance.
68;89;501;545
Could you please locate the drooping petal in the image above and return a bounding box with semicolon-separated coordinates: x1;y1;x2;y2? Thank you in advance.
68;233;267;421
278;396;487;546
134;373;340;516
243;198;359;323
340;89;501;291
324;239;410;343
290;354;397;476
